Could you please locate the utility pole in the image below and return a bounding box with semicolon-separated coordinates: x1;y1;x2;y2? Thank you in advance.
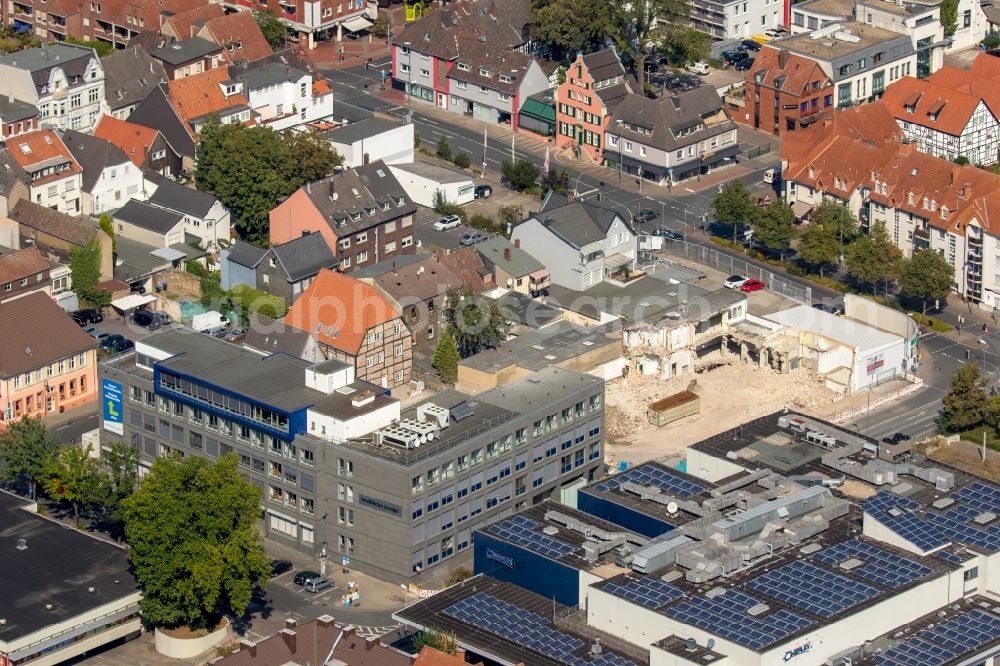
511;132;515;163
482;124;487;177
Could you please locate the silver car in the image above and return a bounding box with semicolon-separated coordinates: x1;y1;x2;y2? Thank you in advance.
303;576;334;593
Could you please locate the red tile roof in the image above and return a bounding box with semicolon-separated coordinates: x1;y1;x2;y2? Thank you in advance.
166;66;251;129
414;647;483;666
926;61;1000;122
0;246;49;286
200;11;272;64
284;268;401;355
93;115;159;168
6;129;81;183
162;3;225;39
746;46;831;96
882;75;984;136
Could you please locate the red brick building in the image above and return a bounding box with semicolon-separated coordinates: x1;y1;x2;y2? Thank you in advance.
737;47;833;134
215;0;369;49
555;48;632;163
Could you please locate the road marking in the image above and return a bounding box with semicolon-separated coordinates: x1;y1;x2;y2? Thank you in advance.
684;188;695;193
57;423;73;430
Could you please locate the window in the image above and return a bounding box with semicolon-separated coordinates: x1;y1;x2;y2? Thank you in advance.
964;566;978;582
338;507;354;525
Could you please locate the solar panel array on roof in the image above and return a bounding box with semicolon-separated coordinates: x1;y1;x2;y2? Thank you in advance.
591;464;705;498
664;589;814;650
745;561;879;618
450;401;475;421
936;550;965;565
602;575;683;610
811;539;933;589
874;608;1000;666
486;515;574;559
863;488;1000;553
444;592;641;666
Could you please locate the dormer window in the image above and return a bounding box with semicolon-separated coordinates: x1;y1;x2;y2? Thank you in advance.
923;197;929;209
395;196;405;206
457;61;470;71
808;166;814;178
225;84;237;95
908;192;914;204
499;74;512;83
350;211;362;221
930;199;936;211
941;207;948;219
479;67;491;77
364;205;376;216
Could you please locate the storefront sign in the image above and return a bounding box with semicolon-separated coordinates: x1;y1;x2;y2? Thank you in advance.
783;642;812;662
485;548;515;568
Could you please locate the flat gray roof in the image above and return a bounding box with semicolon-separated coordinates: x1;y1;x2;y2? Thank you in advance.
325;116;406;144
766;305;901;351
775;22;910;61
459;321;621;373
479;366;603;414
390;160;473;184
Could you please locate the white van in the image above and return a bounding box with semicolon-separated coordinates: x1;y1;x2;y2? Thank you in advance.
191;310;229;333
764;167;780;184
687;60;710;75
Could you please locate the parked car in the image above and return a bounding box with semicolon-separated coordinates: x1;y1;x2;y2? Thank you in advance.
723;275;749;289
722;49;747;64
763;29;783;40
633;208;660;224
433;214;462;231
741;279;765;292
812;302;844;316
104;338;134;354
96;332;120;343
459;230;489;246
652;228;684;241
71;312;89;326
270;559;293;577
73;308;104;324
304;576;334;593
881;432;911;445
83;326;98;338
687;60;710;75
293;570;322;586
734;57;755;71
474;184;493;199
99;334;125;350
223;327;248;343
131;309;161;330
741;40;761;51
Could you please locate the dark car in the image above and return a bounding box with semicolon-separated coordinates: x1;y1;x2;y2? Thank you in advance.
881;432;912;445
652;228;684;241
734;57;754;71
633;209;660;224
270;559;293;577
293;570;322;586
71;312;88;326
741;39;762;51
104;338;134;354
812;303;844;316
73;308;104;324
131;309;161;330
474;184;493;199
722;48;747;64
130;281;147;294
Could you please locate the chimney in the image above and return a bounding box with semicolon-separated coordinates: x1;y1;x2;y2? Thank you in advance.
284;618;297;630
239;639;257;657
514;238;520;248
317;615;334;628
328;179;335;199
962;182;972;199
280;629;297;654
504;247;512;262
365;637;377;651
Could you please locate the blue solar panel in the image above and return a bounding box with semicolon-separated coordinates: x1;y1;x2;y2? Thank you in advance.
863;490;1000;553
444;592;642;666
936;550;965;565
592;464;705;498
487;515;575;560
602;576;683;609
921;609;1000;654
745;561;879;618
812;539;933;589
664;589;813;650
874;637;957;666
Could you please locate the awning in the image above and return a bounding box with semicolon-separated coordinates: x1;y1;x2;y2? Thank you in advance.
342;16;372;32
520;98;555;123
791;201;813;219
111;293;156;312
604;253;633;268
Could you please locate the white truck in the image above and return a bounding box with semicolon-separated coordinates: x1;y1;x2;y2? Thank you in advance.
191;310;229;333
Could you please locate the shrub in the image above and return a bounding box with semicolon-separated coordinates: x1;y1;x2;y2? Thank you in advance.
983;34;1000;48
469;214;503;234
452;152;471;169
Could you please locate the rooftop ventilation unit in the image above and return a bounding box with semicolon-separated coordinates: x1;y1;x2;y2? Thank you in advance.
809;23;842;39
805;430;837;448
380;424;421;449
416;402;450;428
399;418;439;443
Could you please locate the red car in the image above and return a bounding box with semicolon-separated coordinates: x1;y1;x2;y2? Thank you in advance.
741;279;765;292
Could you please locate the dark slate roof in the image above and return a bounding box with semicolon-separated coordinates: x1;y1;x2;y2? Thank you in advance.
149;36;222;66
447;48;536;95
243;313;315;358
325;117;405;144
10;200;97;246
114;199;184;234
349;252;429;278
533;199;632;249
0;44;97;89
302;160;417;237
128;85;195;159
582;48;626;83
393;0;532;60
226;239;268;269
60;130;131;192
147;173;219;217
102;46;168;111
272;232;338;282
0;171;21;197
227;60;308;91
0;96;38;123
329;104;374;125
609;86;737;152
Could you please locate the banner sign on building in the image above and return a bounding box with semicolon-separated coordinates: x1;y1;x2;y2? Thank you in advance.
102;379;124;435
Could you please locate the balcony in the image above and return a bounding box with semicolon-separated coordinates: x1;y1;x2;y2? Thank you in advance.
11;1;33;15
528;269;550;294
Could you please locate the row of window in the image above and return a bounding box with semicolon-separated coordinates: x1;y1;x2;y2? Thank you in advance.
5;376;86;418
11;353;87;388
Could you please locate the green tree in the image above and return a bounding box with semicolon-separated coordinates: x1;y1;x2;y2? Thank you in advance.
610;0;691;89
942;364;990;431
70;238;111;309
42;443;106;528
69;36;114;56
98;212;116;255
797;222;840;277
812;201;858;249
656;24;710;66
754;200;796;259
529;0;617;61
541;168;570;196
940;0;957;35
369;14;390;38
414;131;421;151
501;159;540;191
712;180;757;241
0;416;58;498
452;152;471;169
122;454;270;630
284;129;343;184
432;329;460;384
436;135;452;161
253;10;286;50
845;222;900;295
101;441;139;537
898;249;954;314
497;204;525;230
445;287;510;357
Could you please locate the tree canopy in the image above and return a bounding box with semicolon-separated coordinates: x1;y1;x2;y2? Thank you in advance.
754;200;796;258
812;201;858;247
942;364;990;432
940;0;957;35
656;24;710;67
529;0;616;61
70;237;110;309
0;416;58;498
899;250;954;311
123;454;269;630
845;222;900;295
797;222;840;277
42;443;106;528
501;159;540;191
253;10;286;50
196;118;342;245
432;329;460;384
712;181;757;228
445;287;511;358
